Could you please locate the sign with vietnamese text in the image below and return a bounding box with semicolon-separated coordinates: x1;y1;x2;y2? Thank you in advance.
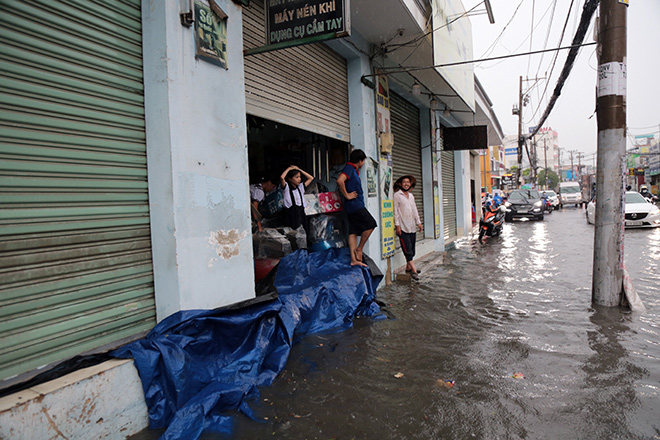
381;199;395;258
194;1;227;68
265;0;349;48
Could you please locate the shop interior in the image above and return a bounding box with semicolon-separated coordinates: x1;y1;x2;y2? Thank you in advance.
247;115;352;282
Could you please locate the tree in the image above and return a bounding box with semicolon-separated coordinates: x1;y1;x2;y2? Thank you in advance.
537;169;559;189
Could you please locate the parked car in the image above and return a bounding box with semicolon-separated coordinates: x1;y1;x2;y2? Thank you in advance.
542;190;560;209
586;191;660;228
505;189;545;221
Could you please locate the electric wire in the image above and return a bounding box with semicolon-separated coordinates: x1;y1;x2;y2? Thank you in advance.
477;0;526;63
367;42;596;76
527;0;536;75
380;2;483;56
535;0;559;79
527;0;599;140
478;1;560;70
527;0;577;122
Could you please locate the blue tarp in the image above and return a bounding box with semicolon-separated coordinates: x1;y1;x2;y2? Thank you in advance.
112;248;383;440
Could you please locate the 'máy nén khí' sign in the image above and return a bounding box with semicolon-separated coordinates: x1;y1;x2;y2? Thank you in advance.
265;0;349;48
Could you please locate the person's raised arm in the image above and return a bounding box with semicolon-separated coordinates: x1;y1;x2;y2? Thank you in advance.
280;166;294;189
297;167;314;187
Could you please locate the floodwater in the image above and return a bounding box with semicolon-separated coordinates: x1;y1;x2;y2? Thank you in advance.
137;207;660;440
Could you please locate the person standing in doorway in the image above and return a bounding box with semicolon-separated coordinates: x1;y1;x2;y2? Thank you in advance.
393;175;423;280
280;165;314;232
337;149;377;267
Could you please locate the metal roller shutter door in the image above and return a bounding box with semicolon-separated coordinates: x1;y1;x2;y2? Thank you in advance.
390;92;424;240
243;0;350;141
0;0;155;382
441;147;457;241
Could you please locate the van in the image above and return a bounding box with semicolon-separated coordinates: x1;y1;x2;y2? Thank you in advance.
559;181;582;207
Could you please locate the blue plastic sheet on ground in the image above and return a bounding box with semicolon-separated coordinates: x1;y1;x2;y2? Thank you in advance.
112;248;383;440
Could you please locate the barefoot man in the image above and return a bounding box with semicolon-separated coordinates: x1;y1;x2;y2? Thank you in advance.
337;149;377;267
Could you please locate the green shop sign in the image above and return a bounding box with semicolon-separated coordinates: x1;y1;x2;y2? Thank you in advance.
247;0;350;55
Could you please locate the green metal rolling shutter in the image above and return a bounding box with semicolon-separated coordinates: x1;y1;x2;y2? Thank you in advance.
0;0;155;383
391;92;424;241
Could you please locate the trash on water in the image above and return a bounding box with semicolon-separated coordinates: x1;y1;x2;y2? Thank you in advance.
436;379;455;388
512;372;525;379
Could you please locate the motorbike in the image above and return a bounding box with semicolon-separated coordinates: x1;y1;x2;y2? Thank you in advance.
543;197;553;213
479;203;506;243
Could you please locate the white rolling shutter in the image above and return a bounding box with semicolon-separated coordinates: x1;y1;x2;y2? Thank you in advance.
243;0;350;141
390;92;424;241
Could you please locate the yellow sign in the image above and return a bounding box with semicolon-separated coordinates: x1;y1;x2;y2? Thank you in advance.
381;199;395;258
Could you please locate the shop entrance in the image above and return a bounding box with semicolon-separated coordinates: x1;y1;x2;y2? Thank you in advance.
247;116;349;187
247;116;351;282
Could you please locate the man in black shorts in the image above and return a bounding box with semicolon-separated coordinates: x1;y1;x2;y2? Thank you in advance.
337;149;377;266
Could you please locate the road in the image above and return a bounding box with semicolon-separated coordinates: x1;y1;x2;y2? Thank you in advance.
134;206;660;439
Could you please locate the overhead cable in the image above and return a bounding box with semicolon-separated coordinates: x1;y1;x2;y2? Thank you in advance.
528;0;576;122
526;0;600;140
362;42;596;78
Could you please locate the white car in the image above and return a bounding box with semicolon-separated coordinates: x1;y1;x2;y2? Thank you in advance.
586;191;660;228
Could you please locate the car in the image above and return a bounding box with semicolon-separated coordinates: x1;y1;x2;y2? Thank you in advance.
586;191;660;228
559;181;582;207
505;189;545;221
542;190;560;209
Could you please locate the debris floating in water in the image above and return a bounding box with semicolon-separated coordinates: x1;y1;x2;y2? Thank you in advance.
436;379;455;388
512;372;525;379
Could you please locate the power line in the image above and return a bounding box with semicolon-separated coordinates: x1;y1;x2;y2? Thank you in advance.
535;0;559;79
363;42;597;78
528;0;576;122
527;0;599;140
478;0;526;62
480;0;558;70
527;0;536;76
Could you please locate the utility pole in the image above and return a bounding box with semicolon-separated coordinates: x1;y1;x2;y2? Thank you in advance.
593;0;627;307
516;76;523;188
544;138;548;190
570;150;575;180
577;152;584;181
558;147;562;182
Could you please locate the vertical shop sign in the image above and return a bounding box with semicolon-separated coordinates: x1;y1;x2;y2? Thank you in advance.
377;74;394;258
381;200;395;258
194;0;228;68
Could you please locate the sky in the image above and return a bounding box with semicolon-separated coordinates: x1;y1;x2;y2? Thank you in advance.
462;0;660;163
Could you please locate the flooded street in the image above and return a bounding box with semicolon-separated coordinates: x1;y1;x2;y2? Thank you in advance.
135;207;660;439
230;207;660;440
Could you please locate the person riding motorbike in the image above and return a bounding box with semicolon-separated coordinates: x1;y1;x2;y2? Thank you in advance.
639;185;658;203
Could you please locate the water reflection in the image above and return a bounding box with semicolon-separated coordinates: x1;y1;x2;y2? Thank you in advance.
137;209;660;440
572;307;647;439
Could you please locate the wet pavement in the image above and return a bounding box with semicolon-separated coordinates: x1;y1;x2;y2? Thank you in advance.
133;206;660;440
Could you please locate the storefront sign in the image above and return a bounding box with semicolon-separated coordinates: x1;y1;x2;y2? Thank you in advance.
194;0;228;68
443;126;488;151
381;200;395;258
258;0;350;52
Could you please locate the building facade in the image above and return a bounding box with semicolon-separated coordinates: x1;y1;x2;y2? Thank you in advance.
0;1;502;427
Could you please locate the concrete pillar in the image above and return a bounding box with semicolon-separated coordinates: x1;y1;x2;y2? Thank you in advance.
141;0;255;320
